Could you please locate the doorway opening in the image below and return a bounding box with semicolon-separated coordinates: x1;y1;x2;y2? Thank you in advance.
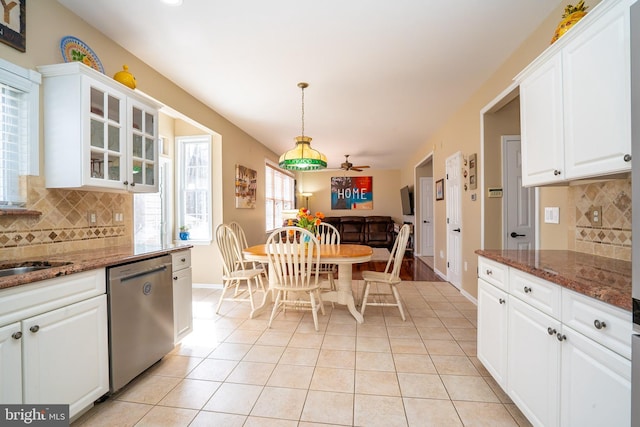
414;153;435;271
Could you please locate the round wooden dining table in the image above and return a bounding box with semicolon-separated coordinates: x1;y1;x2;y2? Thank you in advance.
243;243;373;323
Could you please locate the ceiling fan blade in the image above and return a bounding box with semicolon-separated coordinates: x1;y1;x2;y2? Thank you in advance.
352;165;370;169
351;167;363;172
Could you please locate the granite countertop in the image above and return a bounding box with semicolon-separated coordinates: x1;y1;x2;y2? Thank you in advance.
475;249;631;311
0;243;193;291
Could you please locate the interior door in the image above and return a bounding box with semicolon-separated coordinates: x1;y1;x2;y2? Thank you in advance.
446;152;462;289
419;176;434;256
503;136;536;250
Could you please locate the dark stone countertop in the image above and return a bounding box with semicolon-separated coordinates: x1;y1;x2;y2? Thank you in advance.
475;249;631;312
0;243;193;291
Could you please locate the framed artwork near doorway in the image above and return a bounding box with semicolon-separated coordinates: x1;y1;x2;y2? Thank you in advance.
0;0;26;52
435;178;444;201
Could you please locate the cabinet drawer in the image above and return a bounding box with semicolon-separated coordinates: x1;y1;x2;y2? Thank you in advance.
478;257;508;290
562;288;631;359
509;268;561;319
172;250;191;272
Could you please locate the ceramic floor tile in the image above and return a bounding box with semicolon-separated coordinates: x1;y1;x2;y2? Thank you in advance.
504;403;533;426
397;372;448;399
403;397;463;426
244;416;299;426
354;394;407;427
226;361;276;385
242;344;286;363
325;321;357;336
202;382;263;415
279;347;320;366
393;353;437;374
310;366;355;393
148;355;202;377
386;325;421;339
389;337;428;354
266;364;314;389
441;375;500;403
355;370;401;396
321;334;356;351
288;332;325;349
423;339;465;356
355;350;396;372
115;374;182;405
250;386;307;420
134;405;197;427
417;326;454;340
208;342;253;360
316;349;356;369
189;411;246;427
453;401;520;426
430;355;480;376
356;336;391;352
300;390;354;425
72;400;152;426
157;378;221;409
256;330;294;346
448;327;478;341
441;317;476;329
186;358;238;381
224;328;263;345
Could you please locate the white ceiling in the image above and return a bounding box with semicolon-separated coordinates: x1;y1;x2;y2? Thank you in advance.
58;0;562;170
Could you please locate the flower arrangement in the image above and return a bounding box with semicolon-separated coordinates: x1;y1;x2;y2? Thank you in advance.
288;208;324;234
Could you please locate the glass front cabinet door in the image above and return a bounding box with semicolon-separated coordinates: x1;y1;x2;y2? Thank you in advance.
39;62;160;193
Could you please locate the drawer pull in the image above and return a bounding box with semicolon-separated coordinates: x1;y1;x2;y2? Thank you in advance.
173;276;178;280
593;320;607;330
556;333;567;342
624;154;632;162
12;331;22;340
29;325;40;333
547;327;556;336
486;269;493;275
499;298;505;305
524;286;532;294
181;258;186;262
553;169;562;176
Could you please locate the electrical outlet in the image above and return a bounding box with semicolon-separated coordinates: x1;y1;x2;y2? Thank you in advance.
589;206;602;227
87;211;97;225
113;211;123;223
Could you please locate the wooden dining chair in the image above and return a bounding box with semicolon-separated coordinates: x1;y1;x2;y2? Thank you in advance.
215;224;265;315
315;222;340;291
265;226;325;331
359;224;411;321
228;221;268;286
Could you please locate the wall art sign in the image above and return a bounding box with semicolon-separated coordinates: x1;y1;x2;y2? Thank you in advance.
0;0;25;52
331;176;373;210
436;178;445;201
235;164;257;208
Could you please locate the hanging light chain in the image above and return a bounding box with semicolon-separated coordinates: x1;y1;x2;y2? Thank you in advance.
298;82;308;138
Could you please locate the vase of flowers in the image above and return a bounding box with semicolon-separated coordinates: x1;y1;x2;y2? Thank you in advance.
179;225;190;240
288;208;324;240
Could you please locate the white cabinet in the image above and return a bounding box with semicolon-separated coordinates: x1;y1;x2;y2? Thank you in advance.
172;250;193;343
507;296;562;427
477;256;632;427
38;62;160;193
0;269;108;419
517;0;633;186
477;279;508;388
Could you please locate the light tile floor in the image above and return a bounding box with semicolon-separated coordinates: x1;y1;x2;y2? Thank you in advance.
73;281;532;426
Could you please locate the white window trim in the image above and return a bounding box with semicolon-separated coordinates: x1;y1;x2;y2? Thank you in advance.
176;134;213;244
0;57;40;177
265;159;295;232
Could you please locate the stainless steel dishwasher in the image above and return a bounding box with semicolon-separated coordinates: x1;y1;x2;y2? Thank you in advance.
107;255;174;392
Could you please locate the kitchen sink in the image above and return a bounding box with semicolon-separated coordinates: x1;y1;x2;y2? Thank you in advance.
0;262;72;277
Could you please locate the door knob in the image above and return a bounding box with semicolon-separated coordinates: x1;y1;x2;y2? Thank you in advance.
453;228;461;232
510;232;526;238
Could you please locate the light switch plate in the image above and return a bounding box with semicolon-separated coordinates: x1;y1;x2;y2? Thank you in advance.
544;207;560;224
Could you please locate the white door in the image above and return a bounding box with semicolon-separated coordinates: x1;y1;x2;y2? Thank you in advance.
446;152;462;289
419;176;434;256
503;136;536;250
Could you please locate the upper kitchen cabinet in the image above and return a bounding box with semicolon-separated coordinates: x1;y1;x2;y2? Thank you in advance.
517;0;633;187
38;62;161;193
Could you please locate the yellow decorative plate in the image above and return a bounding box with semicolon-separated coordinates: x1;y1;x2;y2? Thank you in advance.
60;36;105;74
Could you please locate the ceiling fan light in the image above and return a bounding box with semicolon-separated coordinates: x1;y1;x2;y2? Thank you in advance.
160;0;183;6
279;136;328;170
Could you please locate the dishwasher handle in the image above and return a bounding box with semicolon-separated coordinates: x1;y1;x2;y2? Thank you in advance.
117;265;168;283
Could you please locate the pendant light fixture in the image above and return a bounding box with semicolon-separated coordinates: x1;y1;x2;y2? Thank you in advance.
279;82;327;171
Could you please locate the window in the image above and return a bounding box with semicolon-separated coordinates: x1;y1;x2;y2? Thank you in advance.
134;156;172;247
265;162;295;231
0;58;39;207
176;135;212;242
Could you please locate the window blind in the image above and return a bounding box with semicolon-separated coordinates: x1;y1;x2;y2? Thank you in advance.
0;82;24;206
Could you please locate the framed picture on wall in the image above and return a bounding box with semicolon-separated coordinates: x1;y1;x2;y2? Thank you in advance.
435;179;444;201
235;164;257;208
0;0;26;52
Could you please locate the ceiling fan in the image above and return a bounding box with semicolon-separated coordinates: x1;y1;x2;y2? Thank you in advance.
340;155;370;172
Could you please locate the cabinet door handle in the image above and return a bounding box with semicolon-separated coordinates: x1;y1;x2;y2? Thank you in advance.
624;154;632;162
485;269;492;275
499;298;505;305
173;276;178;280
553;169;562;176
123;181;129;185
547;327;557;336
11;331;22;340
593;319;607;329
29;325;40;333
556;333;567;342
524;286;532;294
130;182;136;187
181;258;186;262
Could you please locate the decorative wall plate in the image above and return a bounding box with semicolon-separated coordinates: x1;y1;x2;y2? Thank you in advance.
60;36;105;74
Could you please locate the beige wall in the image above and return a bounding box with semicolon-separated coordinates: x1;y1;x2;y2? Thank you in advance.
296;169;403;222
0;0;278;284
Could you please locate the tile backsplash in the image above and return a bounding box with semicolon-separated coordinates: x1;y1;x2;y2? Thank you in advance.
569;177;631;261
0;176;132;260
